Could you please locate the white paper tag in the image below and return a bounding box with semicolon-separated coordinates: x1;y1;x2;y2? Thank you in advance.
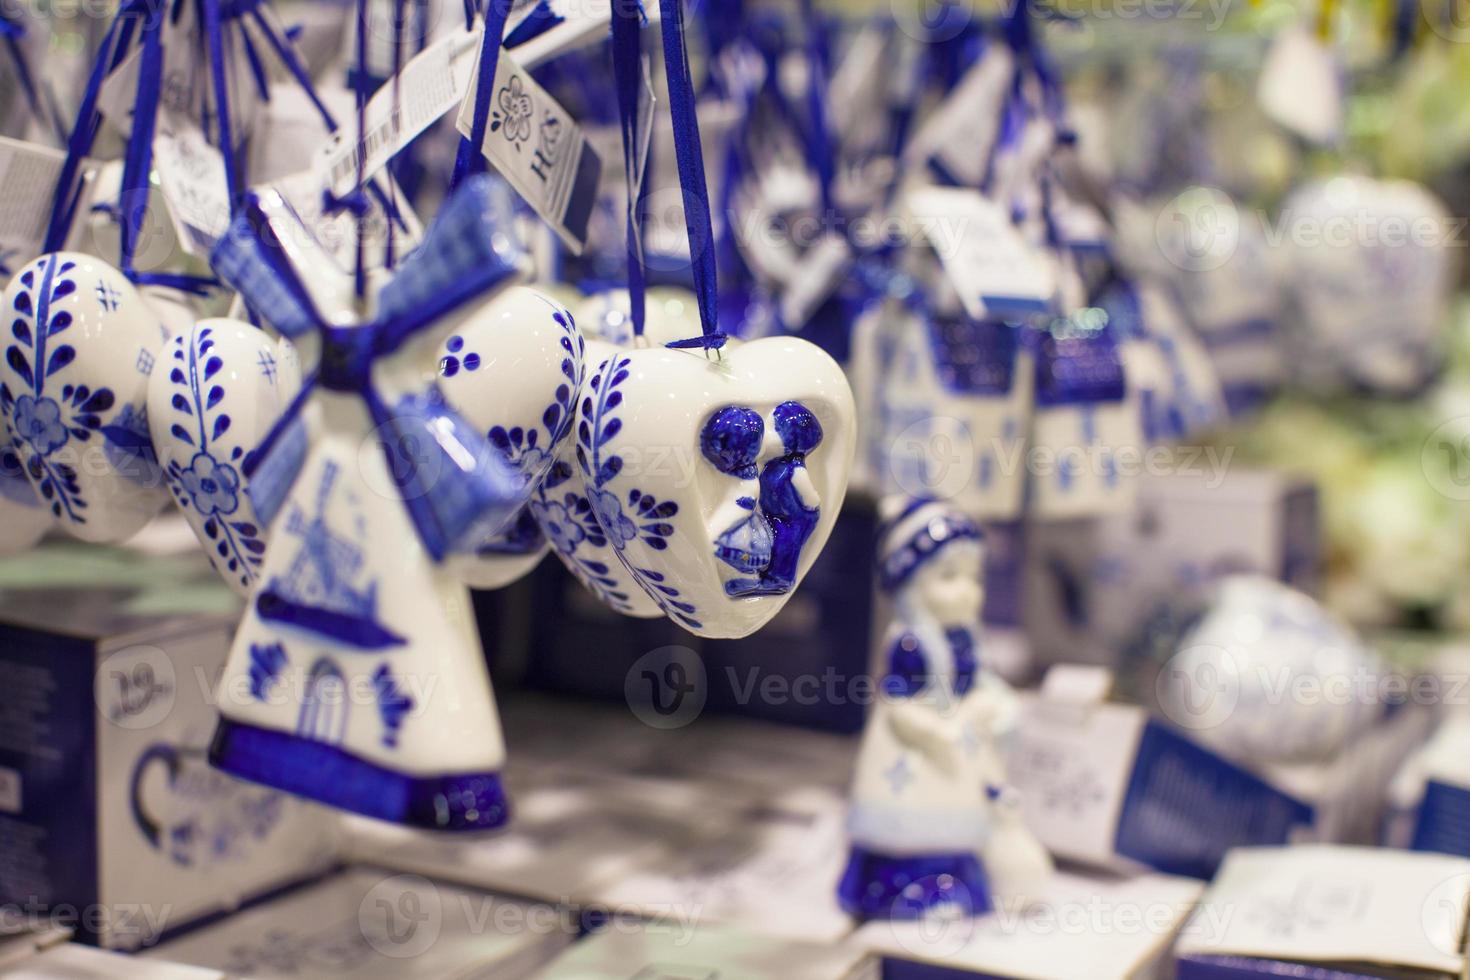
153;115;232;255
455;45;602;254
506;0;661;68
0;137;69;263
827;26;887;137
275;169;424;276
319;28;483;196
1258;25;1342;146
909;185;1056;319
779;233;851;329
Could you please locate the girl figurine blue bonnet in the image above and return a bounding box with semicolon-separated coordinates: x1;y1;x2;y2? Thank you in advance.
839;498;1051;921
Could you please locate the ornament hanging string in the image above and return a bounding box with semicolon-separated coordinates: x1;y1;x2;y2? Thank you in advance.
450;0;514;191
609;0;647;338
0;13;61;141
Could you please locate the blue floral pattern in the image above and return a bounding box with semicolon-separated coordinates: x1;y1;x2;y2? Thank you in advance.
575;354;700;629
162;325;266;590
1;256;124;524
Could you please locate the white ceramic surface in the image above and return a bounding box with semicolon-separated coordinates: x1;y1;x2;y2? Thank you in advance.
1160;575;1385;765
0;252;171;542
574;287;703;347
147;319;302;594
0;437;50;553
574;335;855;638
435;285;584;590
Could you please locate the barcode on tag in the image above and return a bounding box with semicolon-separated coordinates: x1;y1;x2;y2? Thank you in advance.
319;29;481;197
455;45;602;254
0;137;67;259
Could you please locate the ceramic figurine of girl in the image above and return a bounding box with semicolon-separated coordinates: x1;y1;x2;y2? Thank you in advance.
840;498;1050;920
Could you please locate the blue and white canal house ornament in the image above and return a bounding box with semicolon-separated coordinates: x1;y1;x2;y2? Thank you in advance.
840;498;1051;921
203;176;548;830
1026;299;1141;519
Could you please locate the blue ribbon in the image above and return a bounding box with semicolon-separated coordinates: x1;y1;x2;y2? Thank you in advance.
0;14;59;141
211;174;531;561
656;0;722;350
450;0;514;191
610;0;647;338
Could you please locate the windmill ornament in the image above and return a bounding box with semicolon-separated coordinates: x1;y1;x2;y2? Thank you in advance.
203;175;552;830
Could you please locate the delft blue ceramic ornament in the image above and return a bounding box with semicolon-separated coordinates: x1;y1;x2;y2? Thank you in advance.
1027;304;1141;519
204;176;542;830
1158;575;1385;766
1281;177;1455;396
147;320;303;595
436;286;584;590
841;498;1050;921
573;335;856;638
0;252;171;543
0;436;51;553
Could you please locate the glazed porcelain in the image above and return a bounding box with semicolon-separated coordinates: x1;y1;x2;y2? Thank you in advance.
207;177;540;830
574;287;703;347
1159;575;1385;765
436;285;584;590
0;436;51;553
147;319;302;595
1029;310;1141;519
531;336;663;618
1282;177;1454;395
575;335;855;638
0;252;170;542
840;498;1050;920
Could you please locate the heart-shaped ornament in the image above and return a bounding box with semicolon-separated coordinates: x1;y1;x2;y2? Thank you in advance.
1;252;170;542
574;335;855;638
148;319;303;594
434;285;585;589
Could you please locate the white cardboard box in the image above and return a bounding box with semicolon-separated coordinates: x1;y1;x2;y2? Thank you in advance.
534;922;876;980
0;538;338;949
145;867;574;979
1175;845;1470;980
850;869;1204;980
0;943;223;979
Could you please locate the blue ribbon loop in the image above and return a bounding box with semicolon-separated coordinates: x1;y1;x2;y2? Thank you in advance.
211;174;532;560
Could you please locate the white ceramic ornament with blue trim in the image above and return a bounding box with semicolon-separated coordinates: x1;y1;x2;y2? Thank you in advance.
147;319;302;595
1159;575;1385;765
841;498;1050;920
0;252;170;542
205;178;541;831
575;335;856;638
576;288;703;347
435;286;585;590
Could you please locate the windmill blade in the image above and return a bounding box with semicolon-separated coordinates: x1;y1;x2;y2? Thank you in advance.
372;174;528;354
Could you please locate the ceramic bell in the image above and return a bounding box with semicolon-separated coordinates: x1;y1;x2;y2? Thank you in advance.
206;178;540;830
840;498;1050;921
1281;177;1455;395
574;335;856;638
435;286;585;590
1158;575;1385;765
0;252;170;542
147;319;303;595
0;436;51;553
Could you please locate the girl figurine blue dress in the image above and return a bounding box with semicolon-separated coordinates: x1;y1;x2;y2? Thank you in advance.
840;498;1051;920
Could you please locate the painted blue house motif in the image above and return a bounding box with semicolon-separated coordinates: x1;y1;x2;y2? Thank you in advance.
257;461;406;649
870;310;1030;519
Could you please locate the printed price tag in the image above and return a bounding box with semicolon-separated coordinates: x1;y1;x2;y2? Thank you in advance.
455;44;602;254
0;137;70;264
909;185;1056;320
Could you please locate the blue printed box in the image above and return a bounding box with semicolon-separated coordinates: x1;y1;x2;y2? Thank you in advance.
0;536;338;949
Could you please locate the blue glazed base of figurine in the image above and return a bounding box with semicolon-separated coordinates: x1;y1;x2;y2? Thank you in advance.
837;846;993;921
209;719;510;831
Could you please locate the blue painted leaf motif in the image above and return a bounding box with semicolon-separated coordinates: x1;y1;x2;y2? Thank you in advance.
50;279;74;302
172;393;193;415
48;312;71;336
81;390;113;414
170;423;194;445
212;415;231;440
6;347;32;388
12;321;29;346
204;356;222;380
206;385;224;409
169;367;185;384
13;292;31;315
